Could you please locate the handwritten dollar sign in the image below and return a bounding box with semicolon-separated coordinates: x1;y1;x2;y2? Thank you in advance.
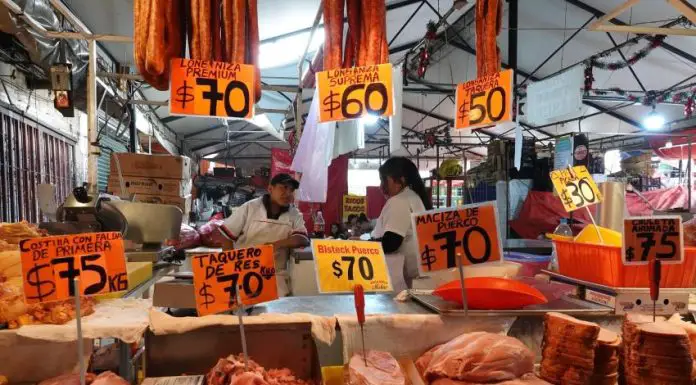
331;260;343;278
322;90;340;118
198;283;214;309
25;263;56;302
176;80;194;109
420;245;436;271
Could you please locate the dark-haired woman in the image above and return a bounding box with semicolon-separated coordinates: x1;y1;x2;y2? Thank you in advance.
372;157;432;289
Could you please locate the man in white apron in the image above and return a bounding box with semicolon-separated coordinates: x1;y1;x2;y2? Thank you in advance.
219;173;309;296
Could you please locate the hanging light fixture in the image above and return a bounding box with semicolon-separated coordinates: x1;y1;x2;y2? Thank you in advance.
643;105;665;130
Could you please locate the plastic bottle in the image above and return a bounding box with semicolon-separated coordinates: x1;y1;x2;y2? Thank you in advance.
550;218;572;271
313;210;325;238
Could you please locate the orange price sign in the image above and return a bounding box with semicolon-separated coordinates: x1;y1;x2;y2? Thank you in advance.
191;245;278;316
316;63;394;123
623;216;683;265
454;69;513;130
169;58;255;119
19;232;128;304
411;203;503;273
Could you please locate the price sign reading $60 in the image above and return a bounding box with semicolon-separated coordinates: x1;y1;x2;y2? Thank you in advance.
412;203;503;273
192;245;278;316
312;239;392;293
550;165;603;212
20;232;128;304
169;58;255;119
316;63;394;123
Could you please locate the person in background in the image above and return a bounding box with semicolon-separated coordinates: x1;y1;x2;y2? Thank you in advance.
346;214;359;236
329;223;347;239
218;173;309;296
357;213;372;234
371;157;432;289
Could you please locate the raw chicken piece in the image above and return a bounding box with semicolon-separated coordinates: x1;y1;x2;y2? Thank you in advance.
205;354;312;385
229;372;268;385
431;373;550;385
346;351;407;385
37;373;97;385
420;332;534;383
91;372;130;385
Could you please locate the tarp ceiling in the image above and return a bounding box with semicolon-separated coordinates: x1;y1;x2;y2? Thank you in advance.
51;0;696;167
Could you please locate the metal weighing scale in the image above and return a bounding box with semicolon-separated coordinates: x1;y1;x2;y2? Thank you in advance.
41;184;184;263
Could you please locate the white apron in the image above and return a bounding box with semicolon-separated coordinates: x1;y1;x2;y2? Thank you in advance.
236;218;293;297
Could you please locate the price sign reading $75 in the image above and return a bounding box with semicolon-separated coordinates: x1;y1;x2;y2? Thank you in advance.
412;203;503;273
20;232;128;304
550;165;603;212
169;58;255;119
192;245;277;316
316;63;394;123
312;239;392;293
623;216;684;265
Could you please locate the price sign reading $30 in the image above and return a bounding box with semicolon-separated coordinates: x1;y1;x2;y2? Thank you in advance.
169;58;255;119
550;165;603;212
316;63;394;123
312;239;392;293
412;203;503;273
20;232;128;304
191;245;277;316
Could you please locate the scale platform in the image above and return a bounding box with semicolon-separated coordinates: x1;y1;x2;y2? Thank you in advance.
543;270;693;316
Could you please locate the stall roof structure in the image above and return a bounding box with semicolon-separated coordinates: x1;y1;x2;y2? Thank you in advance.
5;0;695;167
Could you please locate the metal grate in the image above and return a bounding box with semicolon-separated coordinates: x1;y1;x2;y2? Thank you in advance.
0;108;75;223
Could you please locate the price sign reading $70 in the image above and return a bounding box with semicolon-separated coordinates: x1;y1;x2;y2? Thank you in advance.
169;58;255;119
316;63;394;123
191;245;278;316
20;232;128;304
312;239;392;293
412;203;503;273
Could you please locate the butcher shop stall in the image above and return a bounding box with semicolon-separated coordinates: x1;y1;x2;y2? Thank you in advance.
2;0;696;384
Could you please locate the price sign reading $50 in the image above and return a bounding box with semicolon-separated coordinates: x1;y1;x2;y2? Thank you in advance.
20;232;128;304
191;245;277;316
454;69;513;130
169;58;255;119
412;203;503;273
316;63;394;123
312;239;392;293
550;165;603;212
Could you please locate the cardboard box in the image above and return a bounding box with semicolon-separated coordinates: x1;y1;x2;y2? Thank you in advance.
152;276;196;309
108;176;192;197
110;153;192;179
144;321;322;384
130;194;192;214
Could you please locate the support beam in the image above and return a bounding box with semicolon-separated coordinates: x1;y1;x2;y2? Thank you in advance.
605;32;646;92
389;1;426;46
565;0;696;64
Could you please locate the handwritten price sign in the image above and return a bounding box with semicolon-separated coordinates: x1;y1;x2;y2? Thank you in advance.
623;216;683;265
19;232;128;304
169;58;255;119
550;166;603;212
316;63;394;123
412;203;503;273
342;195;367;221
312;239;391;293
454;69;513;130
192;245;277;316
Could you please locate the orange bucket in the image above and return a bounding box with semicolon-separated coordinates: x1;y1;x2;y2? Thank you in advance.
554;239;696;288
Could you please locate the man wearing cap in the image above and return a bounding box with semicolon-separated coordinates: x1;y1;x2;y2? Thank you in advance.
219;173;309;296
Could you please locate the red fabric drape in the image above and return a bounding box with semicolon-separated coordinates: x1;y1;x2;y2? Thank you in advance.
366;186;386;219
271;148;295;177
509;191;593;239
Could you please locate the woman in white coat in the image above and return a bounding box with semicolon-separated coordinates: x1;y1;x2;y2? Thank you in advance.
371;157;432;289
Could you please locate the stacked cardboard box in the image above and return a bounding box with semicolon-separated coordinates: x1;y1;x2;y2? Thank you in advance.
108;153;193;217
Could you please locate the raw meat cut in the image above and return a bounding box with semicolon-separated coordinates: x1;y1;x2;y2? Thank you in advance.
419;332;534;383
345;350;407;385
37;372;126;385
204;354;312;385
431;373;549;384
91;372;130;385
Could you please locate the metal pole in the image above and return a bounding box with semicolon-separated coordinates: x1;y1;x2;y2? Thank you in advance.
436;145;440;208
689;136;692;212
87;39;99;192
127;87;137;153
